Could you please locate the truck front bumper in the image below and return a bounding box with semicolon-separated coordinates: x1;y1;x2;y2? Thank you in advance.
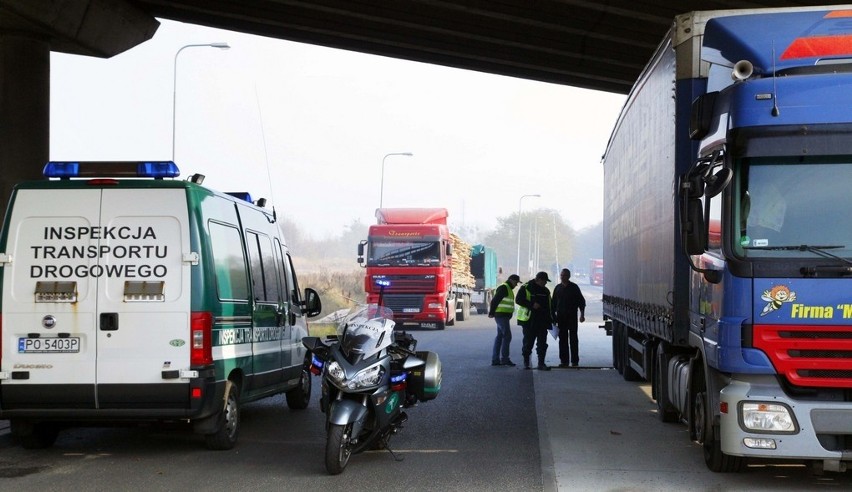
721;376;852;467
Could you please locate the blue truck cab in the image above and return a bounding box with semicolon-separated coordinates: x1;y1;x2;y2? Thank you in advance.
603;8;852;473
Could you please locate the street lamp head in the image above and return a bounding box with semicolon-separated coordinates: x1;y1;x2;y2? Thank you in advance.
210;42;230;49
401;152;413;156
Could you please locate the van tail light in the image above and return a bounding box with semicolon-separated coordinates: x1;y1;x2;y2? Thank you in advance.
190;311;213;366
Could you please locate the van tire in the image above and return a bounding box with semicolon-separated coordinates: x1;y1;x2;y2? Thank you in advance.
205;381;240;450
12;420;59;449
286;359;312;410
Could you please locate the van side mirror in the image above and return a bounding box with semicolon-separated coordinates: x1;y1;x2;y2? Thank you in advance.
303;288;322;318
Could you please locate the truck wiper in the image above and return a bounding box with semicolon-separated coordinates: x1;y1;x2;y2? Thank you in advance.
743;244;844;252
745;244;852;273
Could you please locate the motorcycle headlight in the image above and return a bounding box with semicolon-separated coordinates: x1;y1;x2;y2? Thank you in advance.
326;361;345;384
346;365;385;390
741;402;797;433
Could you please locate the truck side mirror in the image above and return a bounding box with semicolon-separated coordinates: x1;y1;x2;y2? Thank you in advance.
446;243;453;257
303;288;322;318
684;198;706;255
689;92;718;140
357;240;366;266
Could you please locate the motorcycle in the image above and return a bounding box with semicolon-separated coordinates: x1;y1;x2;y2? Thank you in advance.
302;303;441;475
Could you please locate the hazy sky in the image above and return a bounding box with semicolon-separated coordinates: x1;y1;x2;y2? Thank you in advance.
49;19;626;239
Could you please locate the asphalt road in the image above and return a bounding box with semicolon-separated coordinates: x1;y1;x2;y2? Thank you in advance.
2;281;852;490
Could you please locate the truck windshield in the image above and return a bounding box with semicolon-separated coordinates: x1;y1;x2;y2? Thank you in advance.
734;156;852;259
367;240;441;266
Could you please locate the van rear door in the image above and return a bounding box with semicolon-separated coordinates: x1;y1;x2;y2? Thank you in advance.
95;188;190;408
2;188;102;408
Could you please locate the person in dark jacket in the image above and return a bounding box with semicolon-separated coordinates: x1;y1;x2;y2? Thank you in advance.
515;271;553;370
488;274;520;366
552;268;586;367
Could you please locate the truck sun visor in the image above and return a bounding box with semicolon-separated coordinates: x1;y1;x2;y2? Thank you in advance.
43;161;180;179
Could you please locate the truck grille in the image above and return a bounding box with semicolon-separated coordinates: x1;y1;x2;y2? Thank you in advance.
381;295;425;320
371;275;436;293
754;324;852;388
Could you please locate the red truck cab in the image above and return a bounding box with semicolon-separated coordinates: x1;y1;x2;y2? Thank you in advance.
358;208;455;329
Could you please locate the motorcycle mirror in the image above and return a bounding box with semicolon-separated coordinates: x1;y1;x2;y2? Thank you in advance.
302;336;326;352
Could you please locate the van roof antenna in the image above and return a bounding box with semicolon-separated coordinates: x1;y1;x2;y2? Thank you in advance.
255;84;278;210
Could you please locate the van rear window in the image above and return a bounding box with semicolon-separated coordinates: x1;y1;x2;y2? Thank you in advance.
209;221;249;301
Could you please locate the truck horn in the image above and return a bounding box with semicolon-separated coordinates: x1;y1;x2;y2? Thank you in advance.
732;60;754;81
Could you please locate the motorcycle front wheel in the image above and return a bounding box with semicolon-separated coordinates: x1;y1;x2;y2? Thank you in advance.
325;423;353;475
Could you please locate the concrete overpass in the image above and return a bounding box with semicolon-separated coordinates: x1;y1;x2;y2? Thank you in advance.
0;0;848;211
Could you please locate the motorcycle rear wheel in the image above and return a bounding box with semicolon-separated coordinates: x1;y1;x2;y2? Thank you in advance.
326;423;353;475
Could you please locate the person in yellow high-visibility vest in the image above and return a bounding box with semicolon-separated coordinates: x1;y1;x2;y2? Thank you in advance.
515;271;554;370
488;274;521;366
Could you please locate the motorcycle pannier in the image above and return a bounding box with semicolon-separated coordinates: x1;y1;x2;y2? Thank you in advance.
408;351;442;401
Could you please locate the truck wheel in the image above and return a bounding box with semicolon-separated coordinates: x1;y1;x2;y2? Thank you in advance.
286;357;313;410
11;420;59;449
693;375;742;472
205;381;240;450
654;350;678;423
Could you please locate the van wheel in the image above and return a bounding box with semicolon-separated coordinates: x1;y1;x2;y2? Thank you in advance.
205;382;240;450
286;359;312;410
12;420;59;449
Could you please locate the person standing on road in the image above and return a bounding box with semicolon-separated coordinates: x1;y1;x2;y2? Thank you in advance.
489;274;521;366
552;268;586;368
516;271;554;370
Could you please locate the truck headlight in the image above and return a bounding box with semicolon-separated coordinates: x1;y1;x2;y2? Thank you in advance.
741;402;797;433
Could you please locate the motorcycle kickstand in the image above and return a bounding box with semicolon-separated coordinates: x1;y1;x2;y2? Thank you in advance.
384;441;404;462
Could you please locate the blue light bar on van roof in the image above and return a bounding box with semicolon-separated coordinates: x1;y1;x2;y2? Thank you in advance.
43;161;180;179
225;192;253;203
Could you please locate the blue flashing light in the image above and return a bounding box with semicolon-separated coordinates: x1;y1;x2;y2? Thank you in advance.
137;161;180;178
311;354;324;369
226;192;253;203
43;162;80;178
375;279;391;287
390;373;407;383
43;161;180;179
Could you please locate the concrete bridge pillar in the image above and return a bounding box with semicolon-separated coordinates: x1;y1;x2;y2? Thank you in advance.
0;33;49;211
0;0;159;220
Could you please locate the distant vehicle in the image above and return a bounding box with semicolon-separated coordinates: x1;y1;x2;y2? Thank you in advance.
357;208;497;329
602;7;852;473
0;161;322;450
589;259;604;286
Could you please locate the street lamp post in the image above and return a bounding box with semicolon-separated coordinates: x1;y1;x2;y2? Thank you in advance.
379;152;413;208
516;194;540;276
172;42;230;161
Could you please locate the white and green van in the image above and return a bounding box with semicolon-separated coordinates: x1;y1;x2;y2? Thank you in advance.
0;161;321;449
